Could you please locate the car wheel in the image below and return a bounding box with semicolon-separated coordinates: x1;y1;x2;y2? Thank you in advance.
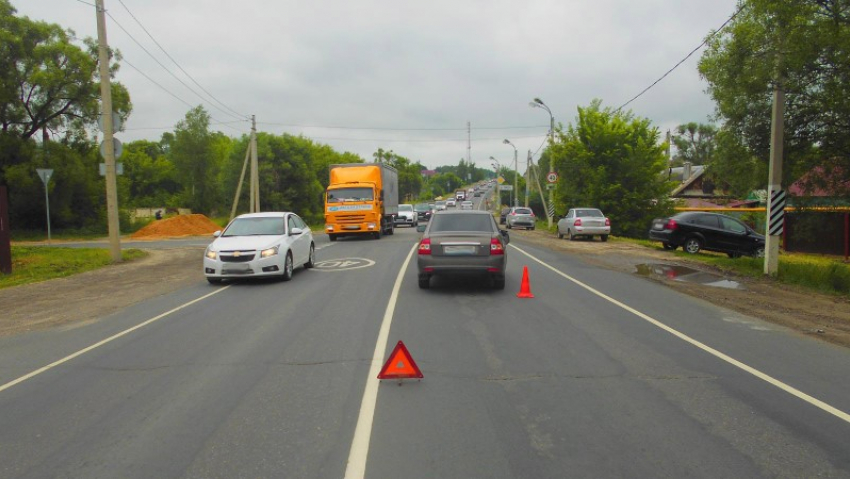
662;242;675;250
683;237;702;254
418;274;431;289
387;224;394;235
529;227;534;231
727;251;741;259
507;223;512;229
753;246;765;258
304;243;316;268
492;275;505;290
281;252;294;281
568;229;575;241
557;230;564;239
601;234;608;242
207;277;222;284
329;234;338;242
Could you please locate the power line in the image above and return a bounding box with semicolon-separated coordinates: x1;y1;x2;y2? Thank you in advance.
616;3;746;112
116;0;248;120
105;11;246;122
256;122;549;131
289;134;548;143
74;0;97;7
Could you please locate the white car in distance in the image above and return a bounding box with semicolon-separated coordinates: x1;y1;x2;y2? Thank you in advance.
204;212;315;284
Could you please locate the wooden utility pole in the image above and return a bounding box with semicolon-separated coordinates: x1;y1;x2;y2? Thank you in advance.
95;0;121;262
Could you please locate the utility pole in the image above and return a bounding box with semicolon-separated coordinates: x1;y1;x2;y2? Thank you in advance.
95;0;121;262
467;121;472;170
546;112;555;227
250;115;259;212
525;150;531;207
765;54;785;276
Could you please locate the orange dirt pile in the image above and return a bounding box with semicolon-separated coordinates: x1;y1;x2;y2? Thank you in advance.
131;214;221;239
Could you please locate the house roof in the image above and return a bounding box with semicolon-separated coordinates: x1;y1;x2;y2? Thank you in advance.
788;165;849;197
669;164;706;196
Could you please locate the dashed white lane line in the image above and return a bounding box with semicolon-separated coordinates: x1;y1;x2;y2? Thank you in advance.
344;243;418;479
0;286;231;394
511;243;850;425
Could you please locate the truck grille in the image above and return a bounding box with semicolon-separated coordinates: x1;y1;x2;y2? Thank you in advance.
337;214;366;224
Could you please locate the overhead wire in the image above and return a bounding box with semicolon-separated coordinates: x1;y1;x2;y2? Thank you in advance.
105;11;247;122
289;134;548;143
256;122;549;131
615;2;747;113
116;0;248;120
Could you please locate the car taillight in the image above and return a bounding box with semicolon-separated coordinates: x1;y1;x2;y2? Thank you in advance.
574;218;582;226
530;212;535;217
490;238;504;255
510;212;516;216
418;238;431;255
605;218;610;226
665;219;678;230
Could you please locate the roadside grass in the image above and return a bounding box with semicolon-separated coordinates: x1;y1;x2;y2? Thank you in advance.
617;237;850;296
0;246;147;290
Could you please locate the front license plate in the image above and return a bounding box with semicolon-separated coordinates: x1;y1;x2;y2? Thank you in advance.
443;245;476;255
223;264;251;274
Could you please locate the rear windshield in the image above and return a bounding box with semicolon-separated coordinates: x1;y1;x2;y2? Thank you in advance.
414;204;431;211
429;214;494;233
513;208;533;215
399;205;414;211
577;209;603;217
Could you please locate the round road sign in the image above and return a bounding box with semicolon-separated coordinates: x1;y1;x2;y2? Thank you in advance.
546;172;558;183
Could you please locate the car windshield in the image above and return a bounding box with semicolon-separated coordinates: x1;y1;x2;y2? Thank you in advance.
577;209;603;217
399;204;414;211
327;187;373;202
429;214;493;233
222;217;285;236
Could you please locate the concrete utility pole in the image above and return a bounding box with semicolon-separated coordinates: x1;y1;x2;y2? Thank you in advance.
467;121;471;166
503;139;518;207
765;55;785;276
250;115;259;212
95;0;121;262
525;150;531;207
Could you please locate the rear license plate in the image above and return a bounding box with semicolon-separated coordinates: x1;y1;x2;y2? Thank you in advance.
443;245;476;255
652;221;664;230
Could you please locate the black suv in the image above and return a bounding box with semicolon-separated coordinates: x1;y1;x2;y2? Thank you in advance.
414;203;433;222
649;212;765;258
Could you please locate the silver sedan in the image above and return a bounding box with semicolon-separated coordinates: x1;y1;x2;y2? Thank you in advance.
416;210;509;289
557;208;611;241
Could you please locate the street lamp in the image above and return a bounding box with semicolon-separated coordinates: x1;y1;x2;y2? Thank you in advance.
503;139;518;207
490;156;507;208
530;97;555;227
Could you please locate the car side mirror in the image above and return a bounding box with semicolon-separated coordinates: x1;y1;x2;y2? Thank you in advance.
213;230;221;237
416;224;427;233
500;229;510;244
290;227;303;236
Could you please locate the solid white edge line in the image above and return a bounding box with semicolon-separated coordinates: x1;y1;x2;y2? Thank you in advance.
510;244;850;425
0;285;231;394
344;243;418;479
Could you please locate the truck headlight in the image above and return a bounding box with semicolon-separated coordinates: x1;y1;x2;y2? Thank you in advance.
261;246;279;258
205;248;217;260
367;223;376;229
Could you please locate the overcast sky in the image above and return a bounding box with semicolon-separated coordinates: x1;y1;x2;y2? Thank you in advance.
18;0;738;170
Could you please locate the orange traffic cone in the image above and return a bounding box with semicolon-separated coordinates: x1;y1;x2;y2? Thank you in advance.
517;265;535;298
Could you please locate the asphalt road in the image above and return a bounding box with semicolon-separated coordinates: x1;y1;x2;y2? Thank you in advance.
2;194;849;478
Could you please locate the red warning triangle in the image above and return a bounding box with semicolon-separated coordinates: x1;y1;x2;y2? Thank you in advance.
377;341;423;379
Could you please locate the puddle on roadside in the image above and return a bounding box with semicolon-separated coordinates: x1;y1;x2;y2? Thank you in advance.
635;263;743;290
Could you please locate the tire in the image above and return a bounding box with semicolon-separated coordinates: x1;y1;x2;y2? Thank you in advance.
507;223;512;229
568;229;575;241
601;234;608;242
207;277;222;284
329;234;338;242
753;246;765;258
304;243;315;268
281;252;294;281
557;230;564;239
683;237;702;255
492;275;505;290
662;242;675;250
418;274;431;289
529;227;534;231
727;251;741;259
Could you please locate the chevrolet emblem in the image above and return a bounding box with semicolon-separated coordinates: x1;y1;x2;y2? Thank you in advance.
233;251;241;257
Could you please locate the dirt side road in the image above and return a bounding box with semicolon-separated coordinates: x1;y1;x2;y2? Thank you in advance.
3;236;849;348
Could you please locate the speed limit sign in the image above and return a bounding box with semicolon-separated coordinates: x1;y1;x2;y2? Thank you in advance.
546;172;558;183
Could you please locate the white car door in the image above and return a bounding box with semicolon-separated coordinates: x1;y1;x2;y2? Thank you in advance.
287;214;310;266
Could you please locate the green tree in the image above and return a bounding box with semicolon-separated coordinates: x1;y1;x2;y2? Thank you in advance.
670;122;718;167
0;1;131;140
549;100;674;237
169;106;223;214
699;0;850;195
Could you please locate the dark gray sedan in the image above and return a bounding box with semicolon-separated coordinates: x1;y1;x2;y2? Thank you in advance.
416;210;509;289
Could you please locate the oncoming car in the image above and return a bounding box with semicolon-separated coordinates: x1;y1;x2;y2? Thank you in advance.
416;210;510;290
203;212;315;284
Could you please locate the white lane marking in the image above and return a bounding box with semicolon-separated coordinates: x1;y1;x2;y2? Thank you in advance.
0;286;231;394
344;243;417;479
511;244;850;425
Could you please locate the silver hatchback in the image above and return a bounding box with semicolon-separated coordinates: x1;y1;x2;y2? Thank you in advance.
506;207;535;230
416;210;509;289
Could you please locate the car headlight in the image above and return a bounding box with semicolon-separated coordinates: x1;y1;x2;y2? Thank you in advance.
205;248;217;260
261;246;279;258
